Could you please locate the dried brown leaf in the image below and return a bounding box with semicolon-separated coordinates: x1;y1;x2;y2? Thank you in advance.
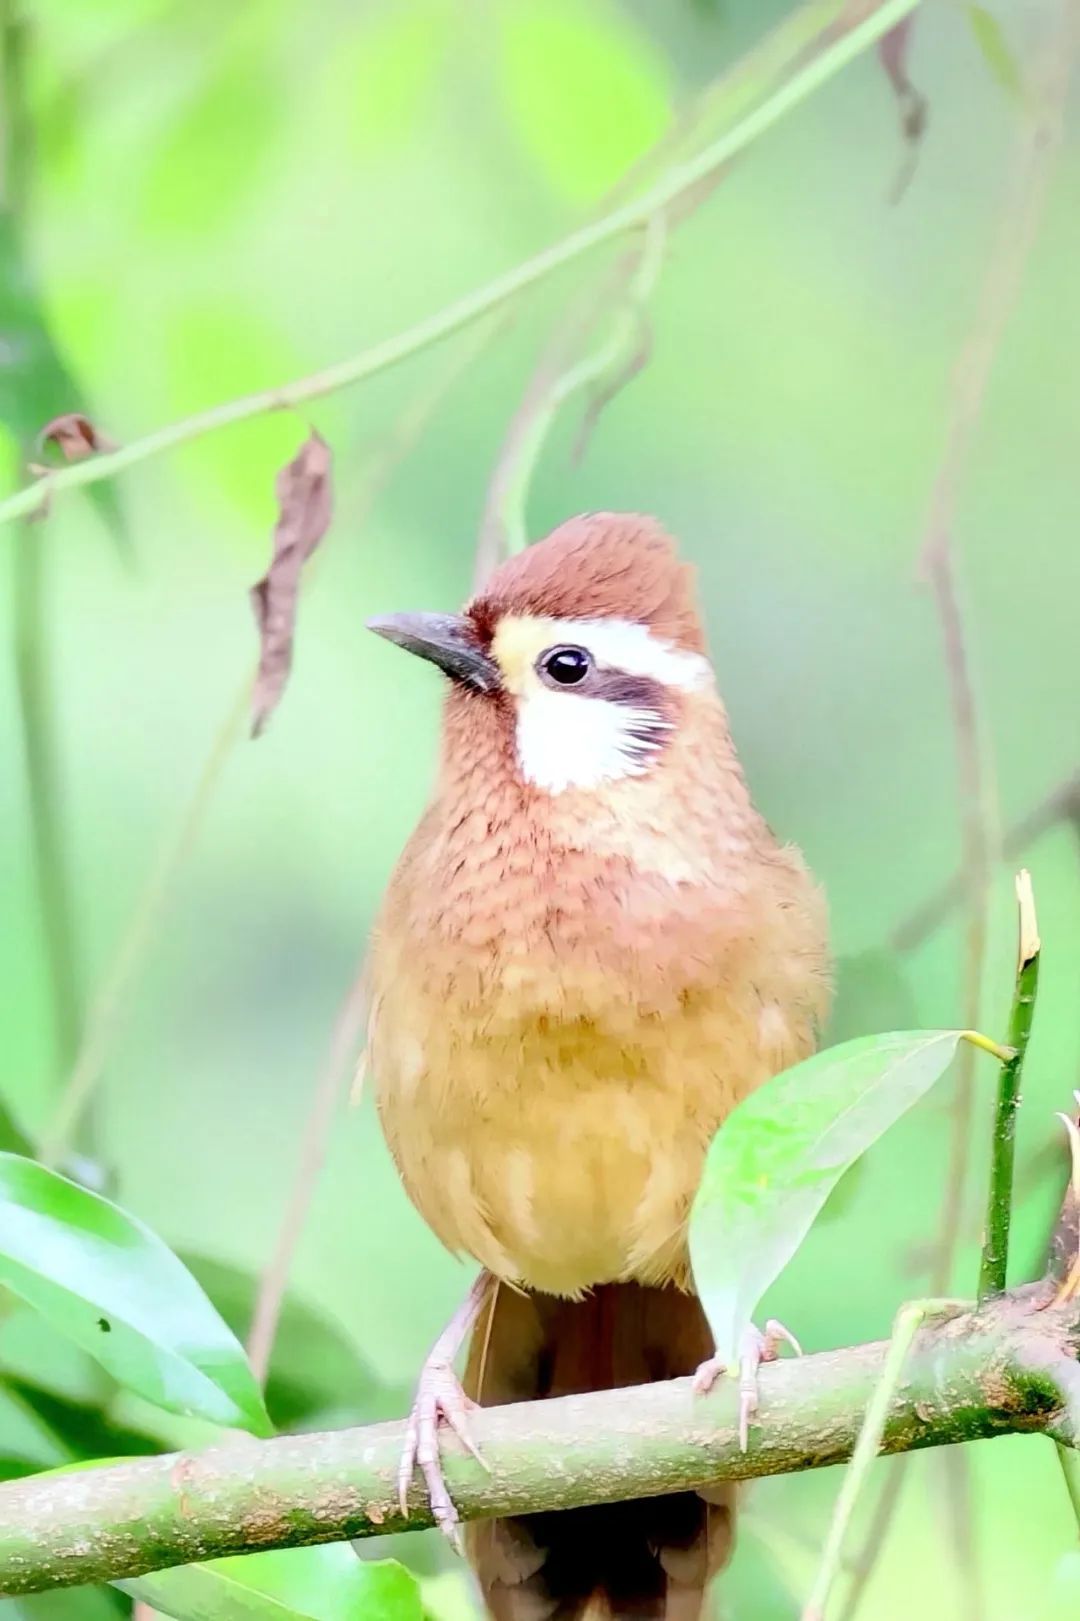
878;17;928;200
249;431;333;738
37;412;114;463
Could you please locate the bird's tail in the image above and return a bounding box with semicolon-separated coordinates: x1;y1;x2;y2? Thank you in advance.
463;1281;735;1621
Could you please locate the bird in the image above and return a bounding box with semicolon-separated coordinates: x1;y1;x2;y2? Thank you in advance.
366;513;830;1620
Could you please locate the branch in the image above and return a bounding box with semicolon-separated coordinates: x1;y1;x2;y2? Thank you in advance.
845;8;1080;1606
0;1292;1076;1598
245;954;368;1384
475;221;666;576
921;0;1077;1293
3;1;86;1127
0;0;922;530
891;770;1080;953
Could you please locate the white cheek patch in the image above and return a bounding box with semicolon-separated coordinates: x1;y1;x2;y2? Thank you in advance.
515;687;672;794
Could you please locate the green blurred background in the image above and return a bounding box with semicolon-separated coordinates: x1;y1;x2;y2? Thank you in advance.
2;0;1080;1615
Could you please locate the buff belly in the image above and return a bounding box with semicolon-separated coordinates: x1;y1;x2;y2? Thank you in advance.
375;993;791;1296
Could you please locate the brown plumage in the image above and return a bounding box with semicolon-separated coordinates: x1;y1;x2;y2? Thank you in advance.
368;514;830;1619
466;512;707;653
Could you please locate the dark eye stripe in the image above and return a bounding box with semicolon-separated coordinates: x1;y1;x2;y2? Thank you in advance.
591;671;668;709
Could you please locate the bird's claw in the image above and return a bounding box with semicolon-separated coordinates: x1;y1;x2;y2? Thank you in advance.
397;1358;486;1550
692;1318;802;1452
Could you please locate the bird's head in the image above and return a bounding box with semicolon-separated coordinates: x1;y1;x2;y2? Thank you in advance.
368;513;717;796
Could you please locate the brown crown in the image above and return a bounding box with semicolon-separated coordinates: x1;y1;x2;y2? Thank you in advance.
467;513;706;653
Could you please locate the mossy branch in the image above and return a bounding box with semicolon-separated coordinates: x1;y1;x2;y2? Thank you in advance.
0;1289;1077;1598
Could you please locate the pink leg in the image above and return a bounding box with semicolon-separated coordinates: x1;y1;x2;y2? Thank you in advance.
693;1318;802;1452
398;1271;493;1549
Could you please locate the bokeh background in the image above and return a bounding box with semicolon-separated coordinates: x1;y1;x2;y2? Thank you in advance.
2;0;1080;1616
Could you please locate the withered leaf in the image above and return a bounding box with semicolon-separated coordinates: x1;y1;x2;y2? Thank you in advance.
878;16;928;198
249;431;334;738
37;412;113;463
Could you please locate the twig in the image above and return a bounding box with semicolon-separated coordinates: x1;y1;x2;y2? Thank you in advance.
834;1464;908;1621
802;1300;960;1621
472;294;597;588
922;0;1074;1297
891;771;1080;953
0;1292;1075;1597
0;0;922;531
245;956;369;1386
924;559;991;1296
36;686;248;1169
11;530;83;1077
941;1446;982;1621
978;871;1040;1301
844;15;1079;1614
476;218;668;574
3;1;85;1113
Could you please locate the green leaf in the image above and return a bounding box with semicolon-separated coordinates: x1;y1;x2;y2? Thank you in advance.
0;1154;271;1435
4;1586;129;1620
497;0;670;202
0;1453;40;1483
181;1255;390;1430
967;6;1022;101
689;1031;967;1362
0;1374;99;1472
0;1093;32;1156
118;1547;422;1621
0;1377;157;1463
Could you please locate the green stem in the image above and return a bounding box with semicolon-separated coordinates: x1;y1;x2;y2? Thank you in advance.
3;1;85;1102
802;1300;961;1621
12;528;83;1078
37;686;248;1168
493;219;666;558
0;0;922;530
978;872;1040;1301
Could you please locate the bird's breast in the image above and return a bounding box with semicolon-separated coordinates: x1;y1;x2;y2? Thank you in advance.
370;778;828;1295
371;951;812;1295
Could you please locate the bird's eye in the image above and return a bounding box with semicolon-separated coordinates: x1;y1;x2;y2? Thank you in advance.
539;645;592;687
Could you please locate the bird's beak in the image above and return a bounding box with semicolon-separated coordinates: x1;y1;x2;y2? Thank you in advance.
366;611;500;693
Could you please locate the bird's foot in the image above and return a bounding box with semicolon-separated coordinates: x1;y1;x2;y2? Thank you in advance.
693;1318;802;1452
398;1357;486;1551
